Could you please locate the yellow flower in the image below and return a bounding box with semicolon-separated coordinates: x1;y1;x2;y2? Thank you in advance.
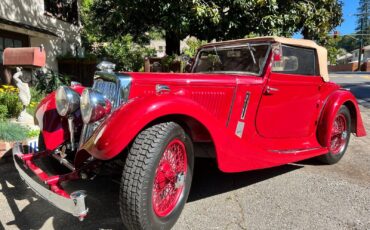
2;85;10;89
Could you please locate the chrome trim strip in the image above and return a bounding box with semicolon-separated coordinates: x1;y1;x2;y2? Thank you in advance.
12;143;88;219
117;75;132;106
269;147;322;154
226;86;238;127
240;92;251;120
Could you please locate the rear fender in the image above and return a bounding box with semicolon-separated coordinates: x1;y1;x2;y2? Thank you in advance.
35;86;85;150
80;95;227;161
317;89;366;147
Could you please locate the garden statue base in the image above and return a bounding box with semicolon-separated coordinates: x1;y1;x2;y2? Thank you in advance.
17;110;34;125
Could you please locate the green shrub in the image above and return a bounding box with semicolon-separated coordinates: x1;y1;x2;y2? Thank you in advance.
27;87;45;116
161;55;177;72
0;85;23;119
0;105;8;121
94;35;156;72
35;69;71;94
182;37;208;58
26;129;40;139
0;122;28;142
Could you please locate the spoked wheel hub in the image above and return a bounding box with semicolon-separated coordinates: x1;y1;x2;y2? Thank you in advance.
152;139;187;217
330;114;348;155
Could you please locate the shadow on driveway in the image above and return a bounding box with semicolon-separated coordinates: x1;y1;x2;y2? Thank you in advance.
0;156;302;229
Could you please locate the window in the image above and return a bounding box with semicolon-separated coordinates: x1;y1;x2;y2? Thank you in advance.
272;45;318;76
4;38;13;48
13;40;22;48
193;44;270;75
0;35;28;64
44;0;79;25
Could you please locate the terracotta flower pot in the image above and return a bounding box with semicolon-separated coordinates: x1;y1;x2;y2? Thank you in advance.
0;138;38;159
0;141;14;159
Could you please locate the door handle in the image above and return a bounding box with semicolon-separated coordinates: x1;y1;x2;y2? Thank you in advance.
264;86;279;95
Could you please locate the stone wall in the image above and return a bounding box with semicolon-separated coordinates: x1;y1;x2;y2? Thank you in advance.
329;61;370;72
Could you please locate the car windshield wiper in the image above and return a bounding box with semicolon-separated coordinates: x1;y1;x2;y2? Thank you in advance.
247;43;256;64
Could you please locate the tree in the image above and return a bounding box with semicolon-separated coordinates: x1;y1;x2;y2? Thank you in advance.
89;0;220;55
337;35;358;52
89;0;343;55
356;0;370;46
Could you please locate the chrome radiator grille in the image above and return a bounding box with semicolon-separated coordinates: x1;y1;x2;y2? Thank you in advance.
78;79;119;147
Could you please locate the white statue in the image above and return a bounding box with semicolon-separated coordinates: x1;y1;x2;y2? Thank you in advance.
13;67;33;124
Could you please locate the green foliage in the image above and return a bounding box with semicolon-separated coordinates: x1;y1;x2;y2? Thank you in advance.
161;55;176;69
88;0;343;54
26;129;40;139
81;0;100;46
337;35;359;52
27;87;45;116
0;85;23;119
183;37;208;57
35;69;71;94
355;0;370;46
294;1;343;44
324;36;341;64
0;105;8;121
147;29;165;41
0;122;28;142
93;35;156;71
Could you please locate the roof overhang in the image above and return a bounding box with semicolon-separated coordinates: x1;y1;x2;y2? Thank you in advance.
0;17;58;38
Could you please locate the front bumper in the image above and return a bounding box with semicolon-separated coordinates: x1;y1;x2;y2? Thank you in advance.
12;143;89;221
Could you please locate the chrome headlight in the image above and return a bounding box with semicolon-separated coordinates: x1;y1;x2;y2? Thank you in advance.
80;88;112;124
56;86;80;116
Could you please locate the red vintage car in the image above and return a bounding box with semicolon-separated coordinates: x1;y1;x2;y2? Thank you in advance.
13;37;366;229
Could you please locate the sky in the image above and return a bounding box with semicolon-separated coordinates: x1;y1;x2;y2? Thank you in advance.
336;0;360;35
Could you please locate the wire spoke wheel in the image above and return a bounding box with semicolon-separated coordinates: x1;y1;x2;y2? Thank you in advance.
120;122;194;230
152;139;187;217
330;114;348;155
318;106;351;165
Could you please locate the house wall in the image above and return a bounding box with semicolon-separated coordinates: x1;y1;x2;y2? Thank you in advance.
351;49;370;63
149;38;190;57
0;0;81;71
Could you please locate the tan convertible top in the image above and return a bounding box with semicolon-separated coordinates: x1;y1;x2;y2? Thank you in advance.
201;36;329;82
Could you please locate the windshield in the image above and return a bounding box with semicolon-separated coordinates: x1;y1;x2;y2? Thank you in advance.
193;43;270;75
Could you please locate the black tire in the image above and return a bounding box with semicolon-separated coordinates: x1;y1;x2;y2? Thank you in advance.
38;135;69;174
318;106;351;165
120;122;194;230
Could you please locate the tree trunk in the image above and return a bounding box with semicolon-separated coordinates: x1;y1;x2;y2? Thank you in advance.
2;67;12;85
165;31;180;55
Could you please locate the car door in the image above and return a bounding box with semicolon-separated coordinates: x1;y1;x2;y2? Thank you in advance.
256;45;323;139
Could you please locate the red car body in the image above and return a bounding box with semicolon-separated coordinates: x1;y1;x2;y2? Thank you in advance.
14;37;366;226
36;40;365;173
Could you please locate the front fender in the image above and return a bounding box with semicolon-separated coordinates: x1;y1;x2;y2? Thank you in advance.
35;85;85;150
317;89;366;147
80;95;228;161
35;91;69;150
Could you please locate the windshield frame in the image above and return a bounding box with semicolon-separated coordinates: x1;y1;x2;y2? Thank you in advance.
191;42;272;76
